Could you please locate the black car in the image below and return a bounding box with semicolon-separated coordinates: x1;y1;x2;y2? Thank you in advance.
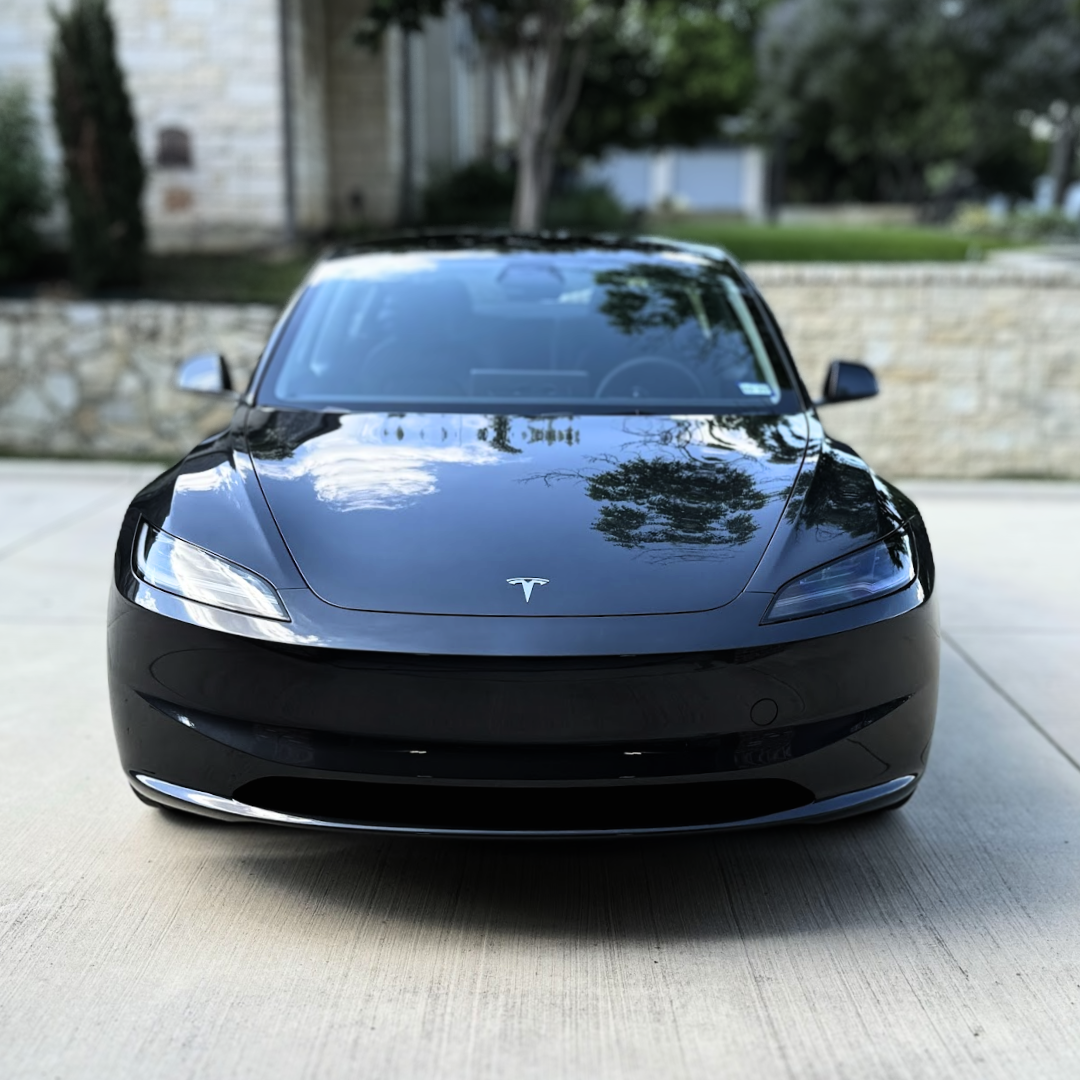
108;234;938;836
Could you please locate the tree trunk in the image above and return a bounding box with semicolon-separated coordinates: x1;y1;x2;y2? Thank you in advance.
512;140;543;229
1051;108;1077;209
766;133;788;223
536;38;590;221
505;4;585;232
511;63;547;230
508;31;555;230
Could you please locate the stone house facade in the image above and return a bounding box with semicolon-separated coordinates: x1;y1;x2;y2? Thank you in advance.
2;0;504;251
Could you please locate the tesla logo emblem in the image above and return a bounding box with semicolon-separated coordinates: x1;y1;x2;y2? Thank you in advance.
507;577;549;603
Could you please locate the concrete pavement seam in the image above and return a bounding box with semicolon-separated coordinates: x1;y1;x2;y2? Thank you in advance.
943;629;1080;775
0;485;133;564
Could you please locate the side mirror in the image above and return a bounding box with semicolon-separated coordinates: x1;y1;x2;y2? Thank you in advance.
816;360;878;406
176;353;238;399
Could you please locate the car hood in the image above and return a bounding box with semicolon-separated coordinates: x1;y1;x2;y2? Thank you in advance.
245;409;810;617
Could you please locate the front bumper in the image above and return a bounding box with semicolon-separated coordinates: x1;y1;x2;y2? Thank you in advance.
131;772;917;836
108;583;938;835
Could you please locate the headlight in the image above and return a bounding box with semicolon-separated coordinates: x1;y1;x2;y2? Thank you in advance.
133;522;290;621
762;530;916;624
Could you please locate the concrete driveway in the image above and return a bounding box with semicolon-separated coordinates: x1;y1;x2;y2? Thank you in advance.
1;461;1079;1080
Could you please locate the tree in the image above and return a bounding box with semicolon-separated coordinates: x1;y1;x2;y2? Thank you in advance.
757;0;978;203
0;81;51;282
51;0;146;291
949;0;1080;206
566;0;765;161
363;2;770;226
756;0;1080;206
360;0;595;229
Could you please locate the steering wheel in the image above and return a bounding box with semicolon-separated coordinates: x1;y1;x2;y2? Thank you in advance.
594;356;705;400
359;335;472;396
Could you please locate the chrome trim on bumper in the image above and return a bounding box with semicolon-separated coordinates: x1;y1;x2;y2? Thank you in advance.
132;773;917;836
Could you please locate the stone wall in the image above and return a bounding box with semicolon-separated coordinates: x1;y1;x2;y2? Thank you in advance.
749;264;1080;478
0;301;276;458
1;265;1078;476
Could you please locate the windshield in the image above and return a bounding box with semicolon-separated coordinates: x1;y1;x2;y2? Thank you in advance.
257;250;796;414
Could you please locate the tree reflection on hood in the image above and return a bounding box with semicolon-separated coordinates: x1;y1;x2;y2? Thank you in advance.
578;454;767;551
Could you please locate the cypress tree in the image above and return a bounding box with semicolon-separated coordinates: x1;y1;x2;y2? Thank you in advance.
0;81;51;282
50;0;146;292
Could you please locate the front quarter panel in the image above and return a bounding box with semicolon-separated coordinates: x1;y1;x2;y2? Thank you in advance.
115;423;304;592
746;420;921;596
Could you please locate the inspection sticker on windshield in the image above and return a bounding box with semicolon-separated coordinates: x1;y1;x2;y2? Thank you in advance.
739;382;773;396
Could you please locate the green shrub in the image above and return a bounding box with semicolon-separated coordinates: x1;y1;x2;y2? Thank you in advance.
0;81;51;282
51;0;146;292
545;182;632;232
421;161;632;233
951;203;1080;242
422;161;514;227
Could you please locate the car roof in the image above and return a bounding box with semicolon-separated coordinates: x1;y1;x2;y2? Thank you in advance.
322;230;737;272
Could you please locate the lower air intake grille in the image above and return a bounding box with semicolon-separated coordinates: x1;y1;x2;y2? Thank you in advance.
234;776;814;832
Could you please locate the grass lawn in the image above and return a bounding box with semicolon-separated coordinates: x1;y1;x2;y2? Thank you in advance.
647;217;1019;262
139;252;313;305
22;219;1020;308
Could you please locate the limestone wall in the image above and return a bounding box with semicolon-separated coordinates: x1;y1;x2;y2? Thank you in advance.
749;264;1080;478
0;265;1078;476
0;301;276;458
